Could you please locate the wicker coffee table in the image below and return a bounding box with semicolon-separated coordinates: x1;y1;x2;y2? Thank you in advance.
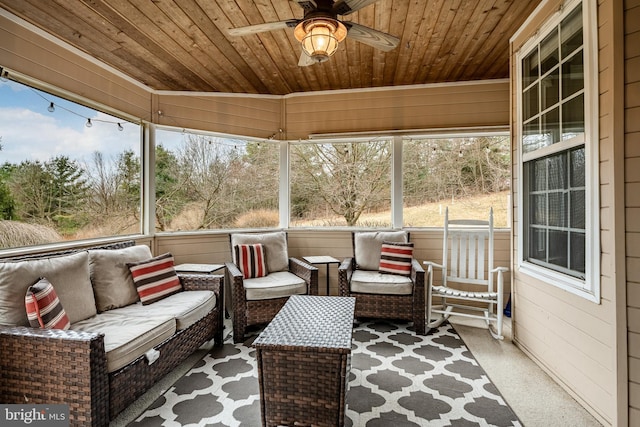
254;294;356;427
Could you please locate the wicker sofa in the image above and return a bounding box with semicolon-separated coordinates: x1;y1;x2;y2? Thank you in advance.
0;240;224;427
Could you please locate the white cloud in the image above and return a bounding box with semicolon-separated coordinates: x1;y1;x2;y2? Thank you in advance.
0;107;140;164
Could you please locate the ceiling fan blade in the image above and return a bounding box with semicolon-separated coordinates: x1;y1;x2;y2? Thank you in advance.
298;51;319;67
228;20;299;37
344;22;399;51
333;0;382;16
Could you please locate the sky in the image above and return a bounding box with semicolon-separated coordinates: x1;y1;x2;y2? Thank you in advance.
0;78;181;165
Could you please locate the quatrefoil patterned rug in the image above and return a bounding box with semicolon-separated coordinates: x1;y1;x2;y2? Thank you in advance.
131;320;521;427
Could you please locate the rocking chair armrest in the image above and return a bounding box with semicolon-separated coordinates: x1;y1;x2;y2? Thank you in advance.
491;266;509;274
422;260;444;271
290;257;319;295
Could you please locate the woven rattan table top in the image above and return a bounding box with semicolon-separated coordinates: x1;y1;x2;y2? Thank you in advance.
253;295;355;353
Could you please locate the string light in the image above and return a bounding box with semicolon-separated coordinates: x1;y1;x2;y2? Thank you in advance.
117;123;124;131
48;102;55;112
86;118;93;128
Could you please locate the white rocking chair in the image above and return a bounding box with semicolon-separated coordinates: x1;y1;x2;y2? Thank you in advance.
424;207;508;339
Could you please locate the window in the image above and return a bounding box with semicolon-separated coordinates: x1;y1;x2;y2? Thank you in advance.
0;76;141;248
290;139;392;227
517;0;599;300
402;135;511;227
154;128;279;231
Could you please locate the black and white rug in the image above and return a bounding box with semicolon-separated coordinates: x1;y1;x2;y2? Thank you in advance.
130;320;521;426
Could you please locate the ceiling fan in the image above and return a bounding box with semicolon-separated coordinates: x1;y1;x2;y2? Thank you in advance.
227;0;400;67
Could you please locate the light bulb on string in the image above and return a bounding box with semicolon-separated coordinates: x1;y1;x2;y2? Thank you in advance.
47;102;55;112
86;118;93;128
117;123;124;131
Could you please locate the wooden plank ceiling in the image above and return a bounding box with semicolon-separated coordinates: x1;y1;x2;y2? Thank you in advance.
0;0;542;95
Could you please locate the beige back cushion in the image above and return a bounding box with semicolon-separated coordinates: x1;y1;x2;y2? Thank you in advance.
231;231;289;273
0;251;96;326
89;245;153;312
354;231;409;271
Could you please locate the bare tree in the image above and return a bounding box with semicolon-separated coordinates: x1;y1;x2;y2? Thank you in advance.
292;140;391;226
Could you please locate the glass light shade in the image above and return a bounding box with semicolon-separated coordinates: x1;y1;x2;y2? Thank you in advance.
295;19;347;62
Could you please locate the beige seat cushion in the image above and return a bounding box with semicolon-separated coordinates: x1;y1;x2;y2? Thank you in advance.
350;270;413;295
231;231;289;272
109;290;216;330
89;245;153;312
243;271;307;301
354;231;408;271
71;312;175;373
0;251;96;326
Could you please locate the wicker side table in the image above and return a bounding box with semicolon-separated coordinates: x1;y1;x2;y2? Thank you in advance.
254;294;356;427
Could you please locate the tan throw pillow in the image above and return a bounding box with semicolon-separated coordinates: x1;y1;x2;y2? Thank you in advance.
89;245;153;312
231;231;288;273
354;231;408;271
0;251;95;326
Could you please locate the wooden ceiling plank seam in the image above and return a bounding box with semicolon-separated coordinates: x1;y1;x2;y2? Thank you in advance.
105;0;222;91
269;0;322;93
197;0;280;94
252;0;311;93
215;0;296;94
128;0;238;92
381;0;410;85
424;0;464;82
429;0;479;82
432;0;496;82
411;0;448;84
391;0;430;84
82;0;215;90
446;0;505;82
402;0;439;85
3;0;175;89
461;0;538;80
151;0;261;93
481;1;544;78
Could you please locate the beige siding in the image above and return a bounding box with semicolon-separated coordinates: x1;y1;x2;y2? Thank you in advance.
627;0;640;425
155;93;282;140
283;81;510;140
153;228;512;301
510;0;624;425
0;12;150;121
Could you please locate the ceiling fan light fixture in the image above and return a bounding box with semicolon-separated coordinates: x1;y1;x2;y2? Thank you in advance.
294;18;347;62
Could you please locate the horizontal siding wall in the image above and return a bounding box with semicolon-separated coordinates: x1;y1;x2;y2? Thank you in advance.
0;11;151;122
155;93;282;140
626;0;640;425
154;228;511;301
283;81;510;140
509;0;621;425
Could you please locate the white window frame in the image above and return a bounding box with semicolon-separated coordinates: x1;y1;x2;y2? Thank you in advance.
516;0;600;302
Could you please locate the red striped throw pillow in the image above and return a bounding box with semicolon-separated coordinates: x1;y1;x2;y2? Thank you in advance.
234;243;268;279
379;241;414;276
25;277;71;330
128;253;182;305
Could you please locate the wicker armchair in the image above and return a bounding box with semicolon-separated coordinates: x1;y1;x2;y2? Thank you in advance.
338;231;426;335
226;231;318;343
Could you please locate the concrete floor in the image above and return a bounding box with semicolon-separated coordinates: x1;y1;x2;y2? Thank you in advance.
451;316;603;427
